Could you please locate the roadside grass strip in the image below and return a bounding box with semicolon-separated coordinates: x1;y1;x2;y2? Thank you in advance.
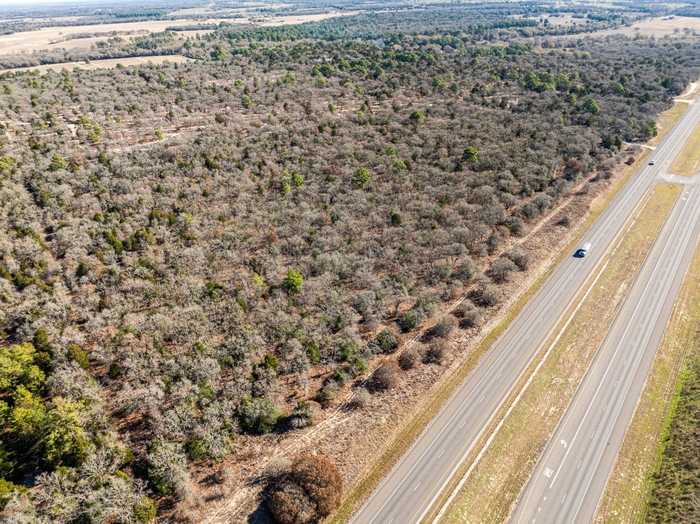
440;183;681;524
595;219;700;523
650;101;691;147
670;119;700;176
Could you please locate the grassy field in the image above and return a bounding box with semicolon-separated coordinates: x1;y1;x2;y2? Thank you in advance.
441;183;681;524
1;55;191;74
670;120;700;176
0;12;355;55
650;101;692;147
578;16;700;39
596;236;700;523
0;19;233;54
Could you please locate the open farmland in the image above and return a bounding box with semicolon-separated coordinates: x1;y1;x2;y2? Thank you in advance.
0;55;192;74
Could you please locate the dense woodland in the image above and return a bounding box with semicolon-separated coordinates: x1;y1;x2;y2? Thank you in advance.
1;2;700;523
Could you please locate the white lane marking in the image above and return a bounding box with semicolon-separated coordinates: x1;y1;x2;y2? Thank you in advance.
544;468;553;479
568;183;700;524
548;182;700;492
413;481;421;492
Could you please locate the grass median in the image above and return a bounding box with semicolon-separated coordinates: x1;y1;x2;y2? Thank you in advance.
440;183;681;524
595;218;700;523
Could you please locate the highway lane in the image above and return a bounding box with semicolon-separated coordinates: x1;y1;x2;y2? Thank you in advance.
351;98;700;524
510;180;700;524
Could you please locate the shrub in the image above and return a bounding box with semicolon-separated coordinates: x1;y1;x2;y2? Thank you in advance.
238;397;281;434
506;248;529;271
489;257;518;283
469;284;500;307
48;154;66;172
398;309;423;333
283;269;304;294
453;258;476;282
398;349;419;370
348;387;370;409
67;343;89;369
0;478;19;510
353;167;371;188
267;454;342;524
423;341;447;365
369;362;400;393
316;381;339;405
147;440;191;500
425;317;457;340
133;496;157;523
374;329;398;354
286;401;314;430
459;307;482;329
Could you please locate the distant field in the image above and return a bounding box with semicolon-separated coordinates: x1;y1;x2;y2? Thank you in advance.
0;55;191;74
0;11;357;55
581;16;700;38
0;19;233;54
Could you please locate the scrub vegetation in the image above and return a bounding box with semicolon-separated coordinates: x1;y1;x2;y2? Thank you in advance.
1;1;699;522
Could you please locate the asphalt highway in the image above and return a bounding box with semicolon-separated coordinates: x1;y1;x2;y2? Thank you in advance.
351;97;700;524
510;135;700;523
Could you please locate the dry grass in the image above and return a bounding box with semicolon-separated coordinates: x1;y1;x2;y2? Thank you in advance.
1;55;191;74
670;120;700;176
595;220;700;523
0;12;358;55
441;182;681;524
574;16;700;39
0;19;234;54
650;102;691;147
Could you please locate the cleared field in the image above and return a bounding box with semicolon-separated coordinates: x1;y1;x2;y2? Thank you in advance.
670;120;700;176
0;11;357;55
0;55;191;74
441;183;681;524
595;194;700;523
0;19;234;54
581;16;700;39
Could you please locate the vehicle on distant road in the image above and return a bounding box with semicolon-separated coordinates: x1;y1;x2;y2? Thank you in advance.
574;242;591;258
649;160;656;165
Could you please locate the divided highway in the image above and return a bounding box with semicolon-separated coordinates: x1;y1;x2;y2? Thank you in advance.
351;98;700;524
510;142;700;523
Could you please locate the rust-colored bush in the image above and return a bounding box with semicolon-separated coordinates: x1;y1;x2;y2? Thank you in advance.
268;454;342;524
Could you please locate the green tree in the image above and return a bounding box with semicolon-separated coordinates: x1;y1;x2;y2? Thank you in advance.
463;146;479;163
353;167;371;188
48;154;66;172
582;97;600;114
283;269;303;294
0;343;45;393
238;397;280;434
